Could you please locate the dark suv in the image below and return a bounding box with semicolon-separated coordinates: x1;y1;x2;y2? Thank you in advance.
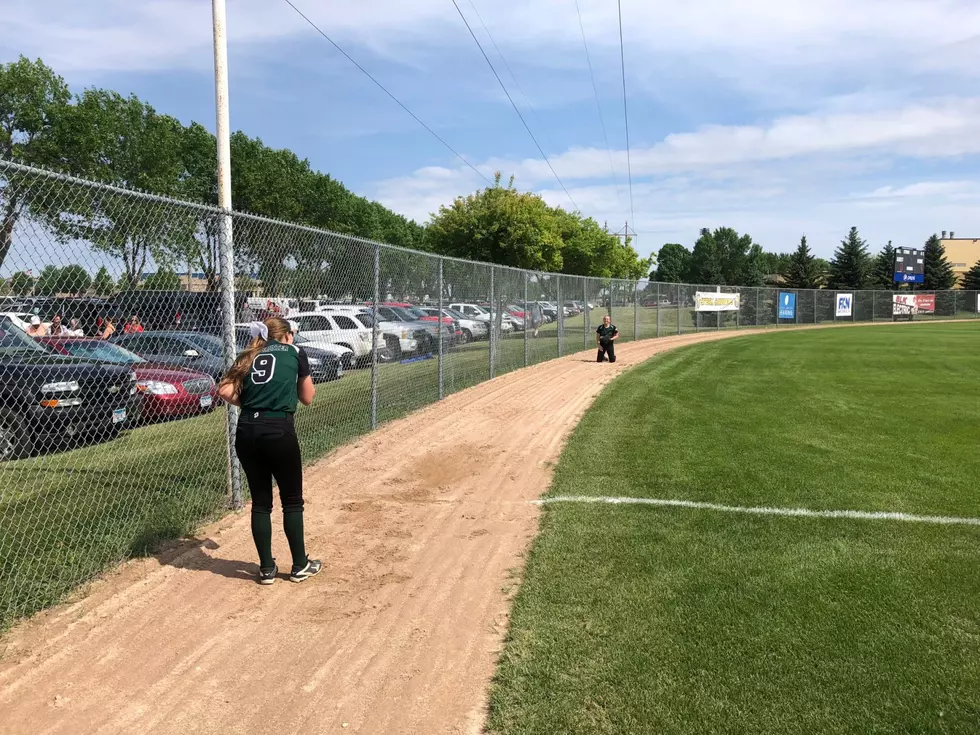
0;318;137;460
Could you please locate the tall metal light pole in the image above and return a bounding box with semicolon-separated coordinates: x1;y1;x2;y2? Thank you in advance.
212;0;241;506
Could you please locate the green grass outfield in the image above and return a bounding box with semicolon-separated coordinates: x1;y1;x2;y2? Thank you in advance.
488;322;980;734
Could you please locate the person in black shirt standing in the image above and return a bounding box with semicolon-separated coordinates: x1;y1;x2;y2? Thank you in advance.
596;315;619;363
217;317;322;585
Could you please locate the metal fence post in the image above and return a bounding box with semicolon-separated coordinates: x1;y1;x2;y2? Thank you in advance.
677;288;682;335
557;279;563;357
438;257;444;399
656;282;661;338
489;267;496;380
633;281;639;341
523;271;529;367
756;288;760;328
872;291;876;322
217;210;241;509
371;243;380;430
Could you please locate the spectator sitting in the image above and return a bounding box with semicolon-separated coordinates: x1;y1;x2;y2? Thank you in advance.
123;315;144;334
67;318;85;337
100;317;116;339
26;316;48;337
49;314;71;337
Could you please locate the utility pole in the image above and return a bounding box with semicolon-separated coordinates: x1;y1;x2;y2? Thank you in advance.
212;0;241;507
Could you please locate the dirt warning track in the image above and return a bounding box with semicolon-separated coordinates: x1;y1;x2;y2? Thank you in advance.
0;328;851;734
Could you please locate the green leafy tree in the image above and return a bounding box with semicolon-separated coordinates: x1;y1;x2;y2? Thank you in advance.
783;235;823;289
687;227;759;285
653;243;691;283
870;241;899;291
92;266;115;296
0;56;71;270
35;264;61;295
922;234;957;291
9;270;35;296
41;89;195;286
828;227;872;290
142;267;181;291
56;264;91;295
426;173;564;272
961;260;980;292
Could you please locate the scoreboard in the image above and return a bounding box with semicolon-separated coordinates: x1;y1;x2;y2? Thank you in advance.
894;247;925;283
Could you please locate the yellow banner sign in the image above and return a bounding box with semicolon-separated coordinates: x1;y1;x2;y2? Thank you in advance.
694;292;741;312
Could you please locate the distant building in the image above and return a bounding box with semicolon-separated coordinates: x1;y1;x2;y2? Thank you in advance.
940;232;980;287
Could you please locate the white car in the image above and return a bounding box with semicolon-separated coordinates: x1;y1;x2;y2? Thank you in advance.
417;307;489;343
235;323;356;371
318;305;431;359
290;311;378;364
448;303;514;333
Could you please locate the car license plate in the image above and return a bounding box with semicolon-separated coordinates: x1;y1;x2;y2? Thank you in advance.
199;395;213;409
112;408;127;424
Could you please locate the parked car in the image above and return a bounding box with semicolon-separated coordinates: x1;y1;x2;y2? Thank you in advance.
39;337;217;422
289;311;378;365
322;305;429;360
415;307;488;344
233;325;345;382
0;317;137;460
448;303;515;333
400;306;459;343
110;331;228;380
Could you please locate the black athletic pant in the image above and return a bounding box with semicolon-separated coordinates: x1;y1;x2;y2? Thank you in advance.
597;341;616;363
235;417;304;514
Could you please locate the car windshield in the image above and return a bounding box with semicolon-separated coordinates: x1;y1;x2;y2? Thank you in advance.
59;341;146;364
406;307;431;319
389;306;417;322
0;318;51;356
183;333;224;356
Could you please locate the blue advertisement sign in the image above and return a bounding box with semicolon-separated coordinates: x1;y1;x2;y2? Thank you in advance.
778;292;796;319
895;272;925;284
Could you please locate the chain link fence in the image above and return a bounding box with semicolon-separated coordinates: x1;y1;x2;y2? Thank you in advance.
1;159;978;630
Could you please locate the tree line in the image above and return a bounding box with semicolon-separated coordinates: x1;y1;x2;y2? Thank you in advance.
653;226;975;291
1;56;648;299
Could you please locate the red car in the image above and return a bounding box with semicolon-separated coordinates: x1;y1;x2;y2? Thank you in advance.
38;337;218;421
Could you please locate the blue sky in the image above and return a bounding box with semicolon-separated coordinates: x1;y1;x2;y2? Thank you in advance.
4;0;980;262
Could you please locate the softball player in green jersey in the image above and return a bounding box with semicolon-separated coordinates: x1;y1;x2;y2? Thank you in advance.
217;317;322;585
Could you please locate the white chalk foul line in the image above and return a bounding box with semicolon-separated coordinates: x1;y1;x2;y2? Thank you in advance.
531;496;980;527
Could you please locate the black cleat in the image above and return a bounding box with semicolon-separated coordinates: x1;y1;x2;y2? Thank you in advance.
258;561;278;586
290;558;322;583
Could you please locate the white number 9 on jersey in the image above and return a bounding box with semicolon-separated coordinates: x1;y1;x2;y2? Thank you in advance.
251;353;277;384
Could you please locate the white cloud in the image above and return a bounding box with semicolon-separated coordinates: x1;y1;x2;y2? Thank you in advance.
4;0;980;80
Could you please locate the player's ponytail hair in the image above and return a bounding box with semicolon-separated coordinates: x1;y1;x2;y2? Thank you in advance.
219;317;292;392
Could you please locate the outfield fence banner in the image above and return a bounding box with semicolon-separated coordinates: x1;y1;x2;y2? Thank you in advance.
695;291;741;312
915;294;936;314
0;157;978;630
778;292;796;319
836;293;853;318
893;293;918;315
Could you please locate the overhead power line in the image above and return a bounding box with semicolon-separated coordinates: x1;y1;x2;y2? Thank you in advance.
449;0;580;212
281;0;491;186
465;0;559;157
574;0;621;208
617;0;635;231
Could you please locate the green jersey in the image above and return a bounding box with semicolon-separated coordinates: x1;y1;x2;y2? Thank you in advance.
237;340;311;415
596;323;618;341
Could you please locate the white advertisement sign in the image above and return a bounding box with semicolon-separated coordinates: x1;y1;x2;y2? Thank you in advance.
892;293;917;316
835;293;853;318
694;291;740;312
